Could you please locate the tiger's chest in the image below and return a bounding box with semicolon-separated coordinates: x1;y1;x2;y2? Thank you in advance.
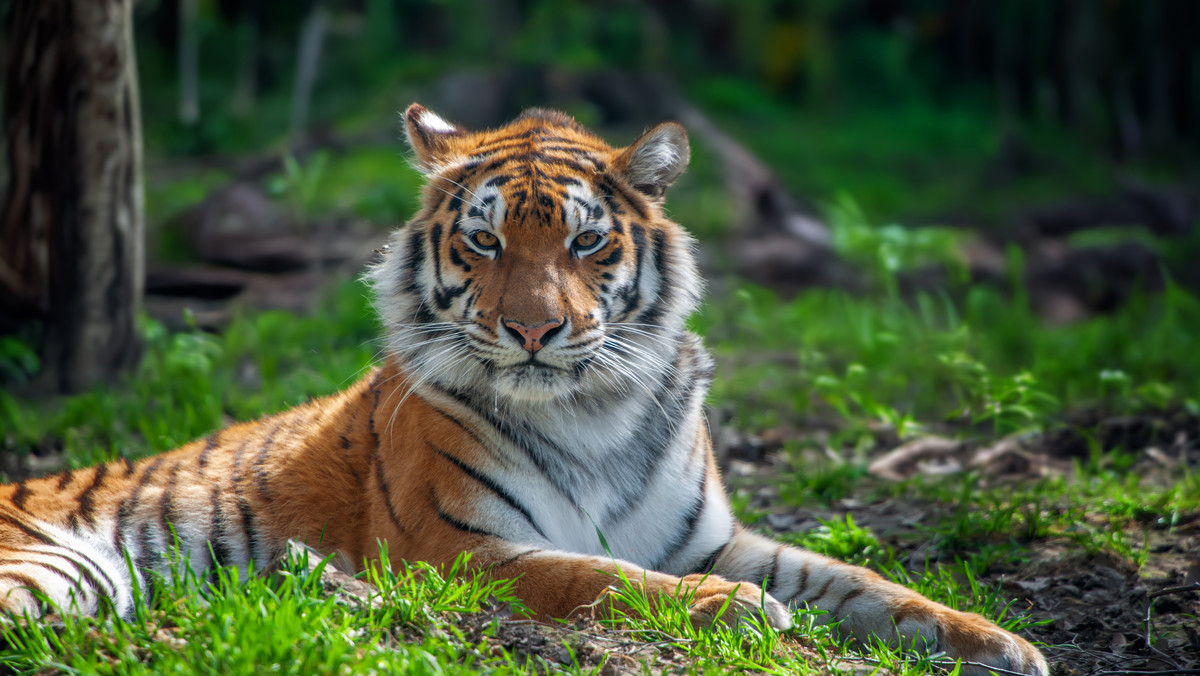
446;403;720;571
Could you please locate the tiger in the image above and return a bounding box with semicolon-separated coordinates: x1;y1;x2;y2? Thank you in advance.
0;104;1048;675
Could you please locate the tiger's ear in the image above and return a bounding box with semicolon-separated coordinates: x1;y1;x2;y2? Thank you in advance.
403;103;466;171
613;122;690;201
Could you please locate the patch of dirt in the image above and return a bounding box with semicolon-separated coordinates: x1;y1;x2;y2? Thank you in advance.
1023;548;1200;674
719;411;1200;674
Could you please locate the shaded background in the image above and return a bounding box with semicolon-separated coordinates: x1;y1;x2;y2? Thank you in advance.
123;0;1200;316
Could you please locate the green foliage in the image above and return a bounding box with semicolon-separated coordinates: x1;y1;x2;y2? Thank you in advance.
0;280;379;470
598;567;834;674
0;336;39;386
269;150;331;221
308;147;424;226
827;195;966;292
698;261;1200;437
0;548;525;675
782;515;885;568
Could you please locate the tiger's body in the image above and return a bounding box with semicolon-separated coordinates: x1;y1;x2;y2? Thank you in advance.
0;106;1047;675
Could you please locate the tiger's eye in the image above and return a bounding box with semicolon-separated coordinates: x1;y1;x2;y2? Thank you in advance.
471;231;498;249
574;231;600;248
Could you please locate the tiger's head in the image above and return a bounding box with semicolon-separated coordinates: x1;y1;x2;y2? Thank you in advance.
372;105;702;404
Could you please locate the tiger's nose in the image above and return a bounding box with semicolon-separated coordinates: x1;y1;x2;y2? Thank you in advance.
503;318;564;353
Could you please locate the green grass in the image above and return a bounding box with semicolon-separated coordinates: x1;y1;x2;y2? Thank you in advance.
696;213;1200;438
1;548;535;675
1;279;379;468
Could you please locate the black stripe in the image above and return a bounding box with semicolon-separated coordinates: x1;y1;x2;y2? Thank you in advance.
431;489;502;539
0;572;44;598
0;512;55;545
616;225;648;319
115;456;165;555
56;469;76;490
830;588;864;617
427;405;506;464
538;145;598;158
430;384;583;507
765;545;784;595
604;177;647;220
0;559;78;591
5;549;108;601
229;437;258;565
446;187;466;216
435;280;471;311
447;245;471;272
135;522;157;575
692;542;726;575
492;548;541;570
429;223;445;285
51;545;118;598
654;471;708;569
595;181;624;216
75;463;109;528
369;381;405;534
136;457;164;490
748;553;775;589
400;230;425;294
11;481;29;511
208;485;232;575
812;576;835;603
526;152;591;175
796;562;811;597
236;496;260;567
159;462;183;547
253;423;285;501
637;231;670;325
430;444;546;540
198;431;220;468
595;245;623;266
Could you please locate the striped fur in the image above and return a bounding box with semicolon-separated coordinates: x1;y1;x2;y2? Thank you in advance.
0;105;1046;675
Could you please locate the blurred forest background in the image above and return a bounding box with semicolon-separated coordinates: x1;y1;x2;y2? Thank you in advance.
2;2;1200;673
3;0;1199;388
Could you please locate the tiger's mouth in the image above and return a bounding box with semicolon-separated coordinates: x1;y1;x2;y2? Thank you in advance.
494;358;580;402
517;357;567;371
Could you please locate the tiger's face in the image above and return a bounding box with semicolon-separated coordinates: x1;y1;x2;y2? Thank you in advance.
373;105;701;404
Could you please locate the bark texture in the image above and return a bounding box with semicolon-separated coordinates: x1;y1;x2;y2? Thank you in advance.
0;0;144;393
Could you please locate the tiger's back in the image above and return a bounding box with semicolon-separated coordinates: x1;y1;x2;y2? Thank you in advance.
0;106;1048;676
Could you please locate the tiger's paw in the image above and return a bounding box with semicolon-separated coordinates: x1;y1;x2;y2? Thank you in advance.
679;574;792;632
903;608;1048;676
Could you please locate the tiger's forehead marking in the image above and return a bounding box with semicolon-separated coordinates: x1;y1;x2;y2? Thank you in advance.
428;119;648;235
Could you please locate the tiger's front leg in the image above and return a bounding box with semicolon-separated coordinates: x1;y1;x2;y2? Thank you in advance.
712;528;1048;676
413;540;792;632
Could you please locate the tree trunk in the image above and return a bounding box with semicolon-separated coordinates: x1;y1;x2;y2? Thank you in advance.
179;0;199;125
291;2;330;135
0;0;145;394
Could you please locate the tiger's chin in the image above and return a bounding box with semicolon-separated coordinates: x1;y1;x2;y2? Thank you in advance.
493;364;578;403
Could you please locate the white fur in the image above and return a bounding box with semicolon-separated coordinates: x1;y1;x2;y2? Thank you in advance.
412;108;457;134
623;124;688;191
